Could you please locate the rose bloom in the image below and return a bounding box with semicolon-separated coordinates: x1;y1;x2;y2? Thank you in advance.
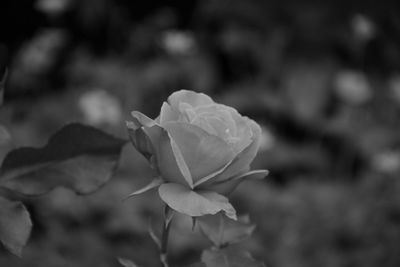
127;90;268;219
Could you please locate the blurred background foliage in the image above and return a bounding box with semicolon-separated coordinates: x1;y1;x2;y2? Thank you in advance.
1;0;400;266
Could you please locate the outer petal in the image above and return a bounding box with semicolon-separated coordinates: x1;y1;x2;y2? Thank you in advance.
225;106;253;152
158;183;237;220
164;122;236;183
205;170;268;195
167;90;214;109
127;112;193;187
159;102;180;126
202;119;262;186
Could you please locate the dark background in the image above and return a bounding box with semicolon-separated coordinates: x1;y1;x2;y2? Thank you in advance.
1;0;400;266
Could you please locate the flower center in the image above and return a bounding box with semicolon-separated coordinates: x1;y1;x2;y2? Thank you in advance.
179;103;240;146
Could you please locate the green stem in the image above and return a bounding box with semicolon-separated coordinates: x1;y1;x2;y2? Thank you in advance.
160;206;172;267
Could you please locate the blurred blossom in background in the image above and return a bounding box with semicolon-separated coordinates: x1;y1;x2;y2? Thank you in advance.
259;125;276;152
35;0;73;17
1;1;400;267
389;74;400;104
161;30;196;55
351;14;376;43
372;150;400;174
10;29;67;91
0;125;11;145
79;89;122;126
334;70;372;105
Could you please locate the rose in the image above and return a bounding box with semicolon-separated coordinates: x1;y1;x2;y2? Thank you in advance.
127;90;268;219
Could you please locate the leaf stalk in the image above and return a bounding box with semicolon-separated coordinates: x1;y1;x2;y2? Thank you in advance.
160;205;173;267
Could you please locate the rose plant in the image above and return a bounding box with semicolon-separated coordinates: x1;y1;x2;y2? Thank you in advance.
0;82;267;266
126;90;268;219
125;90;268;267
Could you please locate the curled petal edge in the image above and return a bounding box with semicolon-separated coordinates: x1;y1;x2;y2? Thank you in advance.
167;90;214;109
205;119;262;185
204;169;269;196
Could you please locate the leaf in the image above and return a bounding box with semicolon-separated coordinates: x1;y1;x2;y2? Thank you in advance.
0;70;31;257
117;257;139;267
201;247;265;267
0;123;127;196
158;183;237;220
0;196;32;256
198;213;255;247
